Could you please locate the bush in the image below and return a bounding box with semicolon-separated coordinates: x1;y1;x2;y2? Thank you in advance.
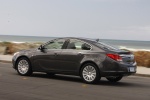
134;51;150;68
0;42;42;55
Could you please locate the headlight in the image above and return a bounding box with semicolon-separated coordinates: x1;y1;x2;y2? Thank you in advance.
13;52;19;56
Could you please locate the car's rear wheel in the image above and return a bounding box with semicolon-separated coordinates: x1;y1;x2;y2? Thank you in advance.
16;57;32;76
106;76;123;82
81;63;100;84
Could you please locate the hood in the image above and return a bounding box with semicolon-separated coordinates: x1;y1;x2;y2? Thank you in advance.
19;48;36;53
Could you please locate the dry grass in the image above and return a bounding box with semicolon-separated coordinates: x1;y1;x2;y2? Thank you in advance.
133;51;150;68
0;42;42;55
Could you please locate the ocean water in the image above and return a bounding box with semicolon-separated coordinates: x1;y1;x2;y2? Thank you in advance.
0;35;55;43
0;35;150;51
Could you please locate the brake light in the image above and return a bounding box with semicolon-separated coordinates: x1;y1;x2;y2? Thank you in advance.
106;54;122;61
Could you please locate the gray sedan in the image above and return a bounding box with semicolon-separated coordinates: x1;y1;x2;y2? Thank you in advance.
12;37;137;84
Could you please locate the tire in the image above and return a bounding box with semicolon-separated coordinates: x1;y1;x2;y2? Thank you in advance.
80;63;100;84
106;76;123;82
16;57;32;76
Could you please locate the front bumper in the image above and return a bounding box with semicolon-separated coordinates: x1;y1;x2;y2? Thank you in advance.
12;52;20;69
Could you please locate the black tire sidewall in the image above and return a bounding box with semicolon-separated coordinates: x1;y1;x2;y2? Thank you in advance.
106;76;123;82
16;57;32;76
80;63;100;84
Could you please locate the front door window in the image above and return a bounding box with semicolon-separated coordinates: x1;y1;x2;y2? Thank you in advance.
44;39;66;49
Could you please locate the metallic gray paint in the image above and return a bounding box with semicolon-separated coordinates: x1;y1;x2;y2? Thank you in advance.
12;37;137;77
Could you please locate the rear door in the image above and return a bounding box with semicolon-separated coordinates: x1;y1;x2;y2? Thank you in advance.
61;39;92;72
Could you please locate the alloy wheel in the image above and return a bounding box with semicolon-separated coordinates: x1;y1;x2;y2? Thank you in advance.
16;58;32;76
81;63;100;84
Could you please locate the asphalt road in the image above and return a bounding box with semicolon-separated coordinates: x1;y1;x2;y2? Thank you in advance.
0;62;150;100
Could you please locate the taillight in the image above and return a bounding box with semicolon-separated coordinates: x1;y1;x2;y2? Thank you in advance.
106;53;122;61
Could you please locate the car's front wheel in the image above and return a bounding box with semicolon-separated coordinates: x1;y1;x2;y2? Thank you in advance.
16;57;32;76
106;76;123;82
81;63;100;84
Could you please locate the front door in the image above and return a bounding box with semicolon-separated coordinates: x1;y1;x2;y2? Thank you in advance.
33;38;66;71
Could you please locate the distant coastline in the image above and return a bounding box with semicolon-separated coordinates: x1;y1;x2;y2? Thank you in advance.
0;35;150;51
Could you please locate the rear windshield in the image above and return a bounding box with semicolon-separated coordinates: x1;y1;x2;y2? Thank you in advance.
95;42;120;51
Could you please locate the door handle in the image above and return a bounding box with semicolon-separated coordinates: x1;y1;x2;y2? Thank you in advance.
54;53;58;56
78;52;82;56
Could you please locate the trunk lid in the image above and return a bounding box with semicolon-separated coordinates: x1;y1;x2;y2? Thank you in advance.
114;50;135;64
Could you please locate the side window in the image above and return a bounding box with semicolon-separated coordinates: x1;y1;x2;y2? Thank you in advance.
44;39;65;49
67;39;91;50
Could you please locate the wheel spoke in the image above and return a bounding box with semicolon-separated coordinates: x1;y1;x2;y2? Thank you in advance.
18;60;29;74
82;65;97;82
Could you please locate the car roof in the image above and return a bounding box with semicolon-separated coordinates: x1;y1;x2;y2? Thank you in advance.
60;37;97;43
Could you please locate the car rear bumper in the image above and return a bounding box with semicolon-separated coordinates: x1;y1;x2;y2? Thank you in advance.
101;61;137;77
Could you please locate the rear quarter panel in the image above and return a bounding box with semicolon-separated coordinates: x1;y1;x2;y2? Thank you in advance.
79;51;106;72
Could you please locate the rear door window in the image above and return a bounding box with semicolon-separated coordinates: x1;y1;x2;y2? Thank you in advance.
67;39;91;50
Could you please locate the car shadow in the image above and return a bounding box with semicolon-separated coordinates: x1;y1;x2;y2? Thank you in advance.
30;73;83;83
96;80;139;87
14;72;149;88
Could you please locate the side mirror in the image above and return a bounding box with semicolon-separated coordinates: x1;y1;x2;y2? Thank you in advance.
38;45;44;51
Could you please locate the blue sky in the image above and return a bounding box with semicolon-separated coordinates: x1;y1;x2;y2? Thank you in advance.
0;0;150;40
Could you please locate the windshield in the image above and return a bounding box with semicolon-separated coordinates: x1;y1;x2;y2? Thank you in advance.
95;41;120;51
